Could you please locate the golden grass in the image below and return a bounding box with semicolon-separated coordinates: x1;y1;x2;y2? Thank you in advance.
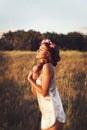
0;50;87;130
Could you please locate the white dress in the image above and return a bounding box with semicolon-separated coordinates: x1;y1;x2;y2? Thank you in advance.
36;72;66;129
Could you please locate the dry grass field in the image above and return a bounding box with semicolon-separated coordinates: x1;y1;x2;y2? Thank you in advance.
0;50;87;130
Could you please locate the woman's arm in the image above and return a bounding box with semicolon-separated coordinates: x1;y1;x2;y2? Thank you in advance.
27;63;54;97
29;65;39;97
31;86;37;97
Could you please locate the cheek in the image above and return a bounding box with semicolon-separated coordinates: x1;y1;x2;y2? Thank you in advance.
36;51;47;59
41;52;47;58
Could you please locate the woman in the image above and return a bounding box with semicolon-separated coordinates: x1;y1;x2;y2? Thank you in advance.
28;39;66;130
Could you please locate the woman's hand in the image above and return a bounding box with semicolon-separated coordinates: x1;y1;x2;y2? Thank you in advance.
32;65;39;80
27;70;37;96
27;70;33;81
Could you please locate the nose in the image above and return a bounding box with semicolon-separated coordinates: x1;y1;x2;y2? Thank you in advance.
37;49;40;53
36;50;39;54
36;49;38;53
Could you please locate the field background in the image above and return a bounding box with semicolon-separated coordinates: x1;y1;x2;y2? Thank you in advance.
0;50;87;130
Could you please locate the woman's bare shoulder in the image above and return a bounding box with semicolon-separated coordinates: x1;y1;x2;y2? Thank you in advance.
42;63;54;75
43;63;54;69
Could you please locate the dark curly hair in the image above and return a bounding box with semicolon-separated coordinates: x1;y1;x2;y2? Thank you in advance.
36;39;60;72
41;40;60;66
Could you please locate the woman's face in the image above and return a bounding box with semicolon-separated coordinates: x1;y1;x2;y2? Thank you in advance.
36;44;48;60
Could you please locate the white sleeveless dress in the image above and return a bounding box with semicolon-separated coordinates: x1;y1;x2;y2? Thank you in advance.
36;72;66;129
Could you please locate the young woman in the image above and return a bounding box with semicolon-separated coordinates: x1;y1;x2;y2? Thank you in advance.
28;39;66;130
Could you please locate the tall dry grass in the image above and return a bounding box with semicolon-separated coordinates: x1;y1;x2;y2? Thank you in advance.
56;51;87;130
0;50;87;130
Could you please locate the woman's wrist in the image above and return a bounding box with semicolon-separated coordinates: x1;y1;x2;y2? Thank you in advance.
28;73;32;81
29;75;35;83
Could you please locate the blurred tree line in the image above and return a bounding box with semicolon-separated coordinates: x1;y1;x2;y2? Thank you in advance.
0;29;87;51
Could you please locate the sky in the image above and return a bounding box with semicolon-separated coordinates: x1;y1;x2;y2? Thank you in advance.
0;0;87;34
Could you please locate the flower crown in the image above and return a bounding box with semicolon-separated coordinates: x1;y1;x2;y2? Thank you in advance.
41;39;55;49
